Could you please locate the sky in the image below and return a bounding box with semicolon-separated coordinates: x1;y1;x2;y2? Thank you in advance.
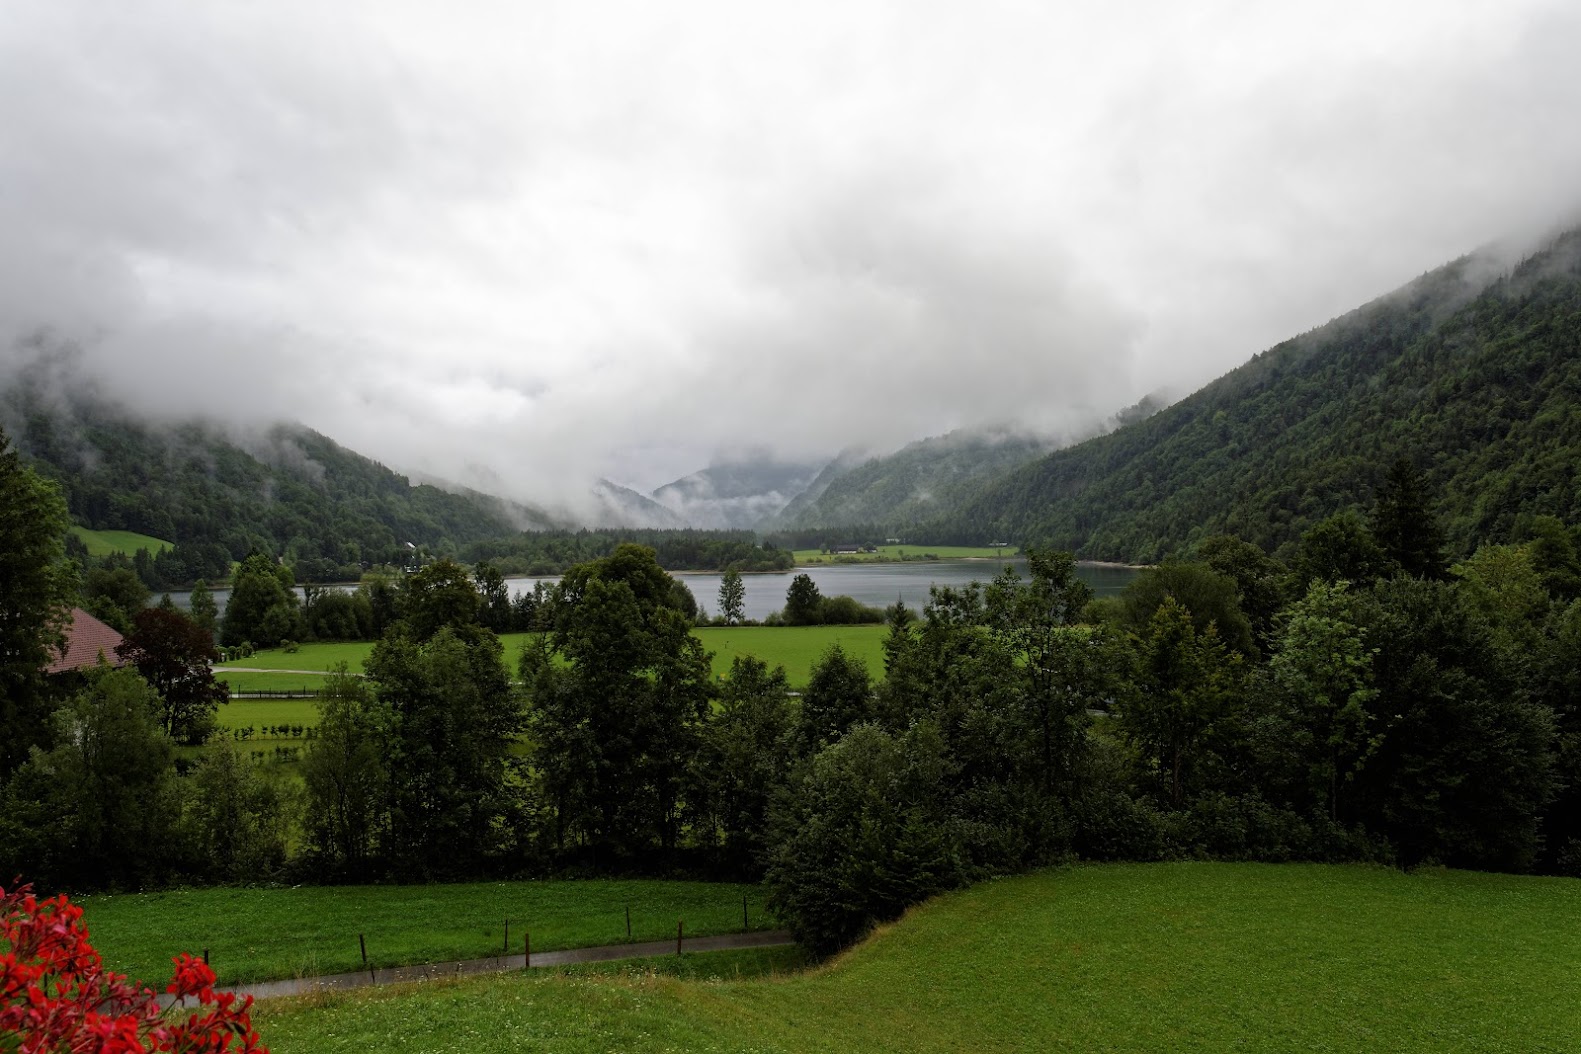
3;0;1580;513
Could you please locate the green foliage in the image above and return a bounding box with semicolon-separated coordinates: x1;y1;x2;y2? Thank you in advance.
1293;510;1394;589
794;644;874;755
767;723;966;957
182;741;291;883
299;667;389;880
1370;457;1448;579
370;624;523;879
523;544;712;866
221;553;301;648
716;567;745;626
115;606;229;745
396;558;482;639
689;656;795;877
1120;597;1245;808
1111;560;1257;657
783;573;822;625
0;425;74;772
2;666;184;890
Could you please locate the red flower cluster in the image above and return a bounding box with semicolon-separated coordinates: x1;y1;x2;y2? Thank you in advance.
1;882;267;1053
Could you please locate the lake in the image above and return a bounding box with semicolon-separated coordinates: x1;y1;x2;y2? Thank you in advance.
167;560;1138;623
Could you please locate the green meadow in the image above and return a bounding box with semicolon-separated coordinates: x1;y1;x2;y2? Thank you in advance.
253;862;1581;1054
80;880;776;988
794;544;1018;564
216;625;890;700
70;526;174;558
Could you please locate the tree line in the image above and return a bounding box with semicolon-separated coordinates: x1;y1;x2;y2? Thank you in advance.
2;431;1577;958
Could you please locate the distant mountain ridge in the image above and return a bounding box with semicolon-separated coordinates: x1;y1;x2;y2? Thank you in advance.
652;456;827;529
0;362;559;581
937;228;1581;561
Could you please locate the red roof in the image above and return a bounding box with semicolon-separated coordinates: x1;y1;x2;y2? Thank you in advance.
45;608;128;675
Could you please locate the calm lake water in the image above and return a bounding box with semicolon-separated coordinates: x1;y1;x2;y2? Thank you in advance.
169;560;1138;623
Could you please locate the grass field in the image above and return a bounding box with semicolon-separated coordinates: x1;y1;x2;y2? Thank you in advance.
218;625;891;694
70;526;174;558
794;544;1018;565
80;880;776;988
215;698;324;731
251;862;1581;1054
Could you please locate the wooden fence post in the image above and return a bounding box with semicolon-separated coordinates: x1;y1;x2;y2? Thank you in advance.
524;931;530;971
626;905;631;940
677;919;683;957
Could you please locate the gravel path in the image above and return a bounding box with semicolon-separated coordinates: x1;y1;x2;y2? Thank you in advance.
187;930;795;1004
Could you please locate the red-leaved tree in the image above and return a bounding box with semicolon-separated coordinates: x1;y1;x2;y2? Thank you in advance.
0;881;267;1053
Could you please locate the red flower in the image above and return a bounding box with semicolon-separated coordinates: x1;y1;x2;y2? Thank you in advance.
0;881;268;1054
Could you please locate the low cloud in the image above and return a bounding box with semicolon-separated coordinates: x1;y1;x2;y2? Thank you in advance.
3;0;1580;512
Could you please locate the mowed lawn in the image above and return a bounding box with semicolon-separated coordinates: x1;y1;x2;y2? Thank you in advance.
80;880;776;988
252;862;1581;1054
217;625;889;699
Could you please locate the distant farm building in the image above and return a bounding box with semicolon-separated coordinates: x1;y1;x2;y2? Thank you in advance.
45;607;128;675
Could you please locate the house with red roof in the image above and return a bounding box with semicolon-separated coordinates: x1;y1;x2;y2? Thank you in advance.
45;607;128;675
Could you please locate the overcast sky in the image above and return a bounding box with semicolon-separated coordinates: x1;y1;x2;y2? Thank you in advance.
3;1;1579;509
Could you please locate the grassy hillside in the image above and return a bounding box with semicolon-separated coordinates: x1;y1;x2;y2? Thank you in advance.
945;230;1581;562
252;862;1581;1053
80;879;775;987
69;526;173;557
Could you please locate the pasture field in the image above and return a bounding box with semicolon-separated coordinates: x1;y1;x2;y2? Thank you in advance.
220;625;890;693
692;625;887;685
215;697;323;731
253;862;1581;1054
70;526;174;557
80;880;776;988
794;544;1018;564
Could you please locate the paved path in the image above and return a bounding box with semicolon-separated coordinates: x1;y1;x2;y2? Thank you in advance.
214;666;345;676
196;930;794;1004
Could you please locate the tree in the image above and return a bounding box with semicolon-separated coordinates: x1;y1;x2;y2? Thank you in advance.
300;666;389;879
81;565;149;635
397;558;481;639
183;741;290;882
1352;577;1556;869
370;625;522;879
1371;457;1448;580
474;560;513;632
717;567;746;626
795;644;873;755
115;606;229;744
1294;510;1394;589
1197;534;1288;647
1113;560;1256;657
984;549;1099;798
188;578;219;635
1;667;184;890
766;723;964;957
1120;597;1243;809
221;553;300;647
522;544;711;865
690;655;795;876
784;573;822;626
0;426;74;773
1265;581;1378;822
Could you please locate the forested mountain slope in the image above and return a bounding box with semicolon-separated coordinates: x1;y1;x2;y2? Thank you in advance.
0;377;555;582
773;429;1053;529
942;229;1581;562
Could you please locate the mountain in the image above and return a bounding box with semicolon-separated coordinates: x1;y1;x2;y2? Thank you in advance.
587;479;686;529
772;429;1054;529
651;455;827;529
768;398;1168;531
940;228;1581;562
0;366;559;583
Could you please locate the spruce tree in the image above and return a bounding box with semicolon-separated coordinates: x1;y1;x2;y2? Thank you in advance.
1371;457;1448;579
